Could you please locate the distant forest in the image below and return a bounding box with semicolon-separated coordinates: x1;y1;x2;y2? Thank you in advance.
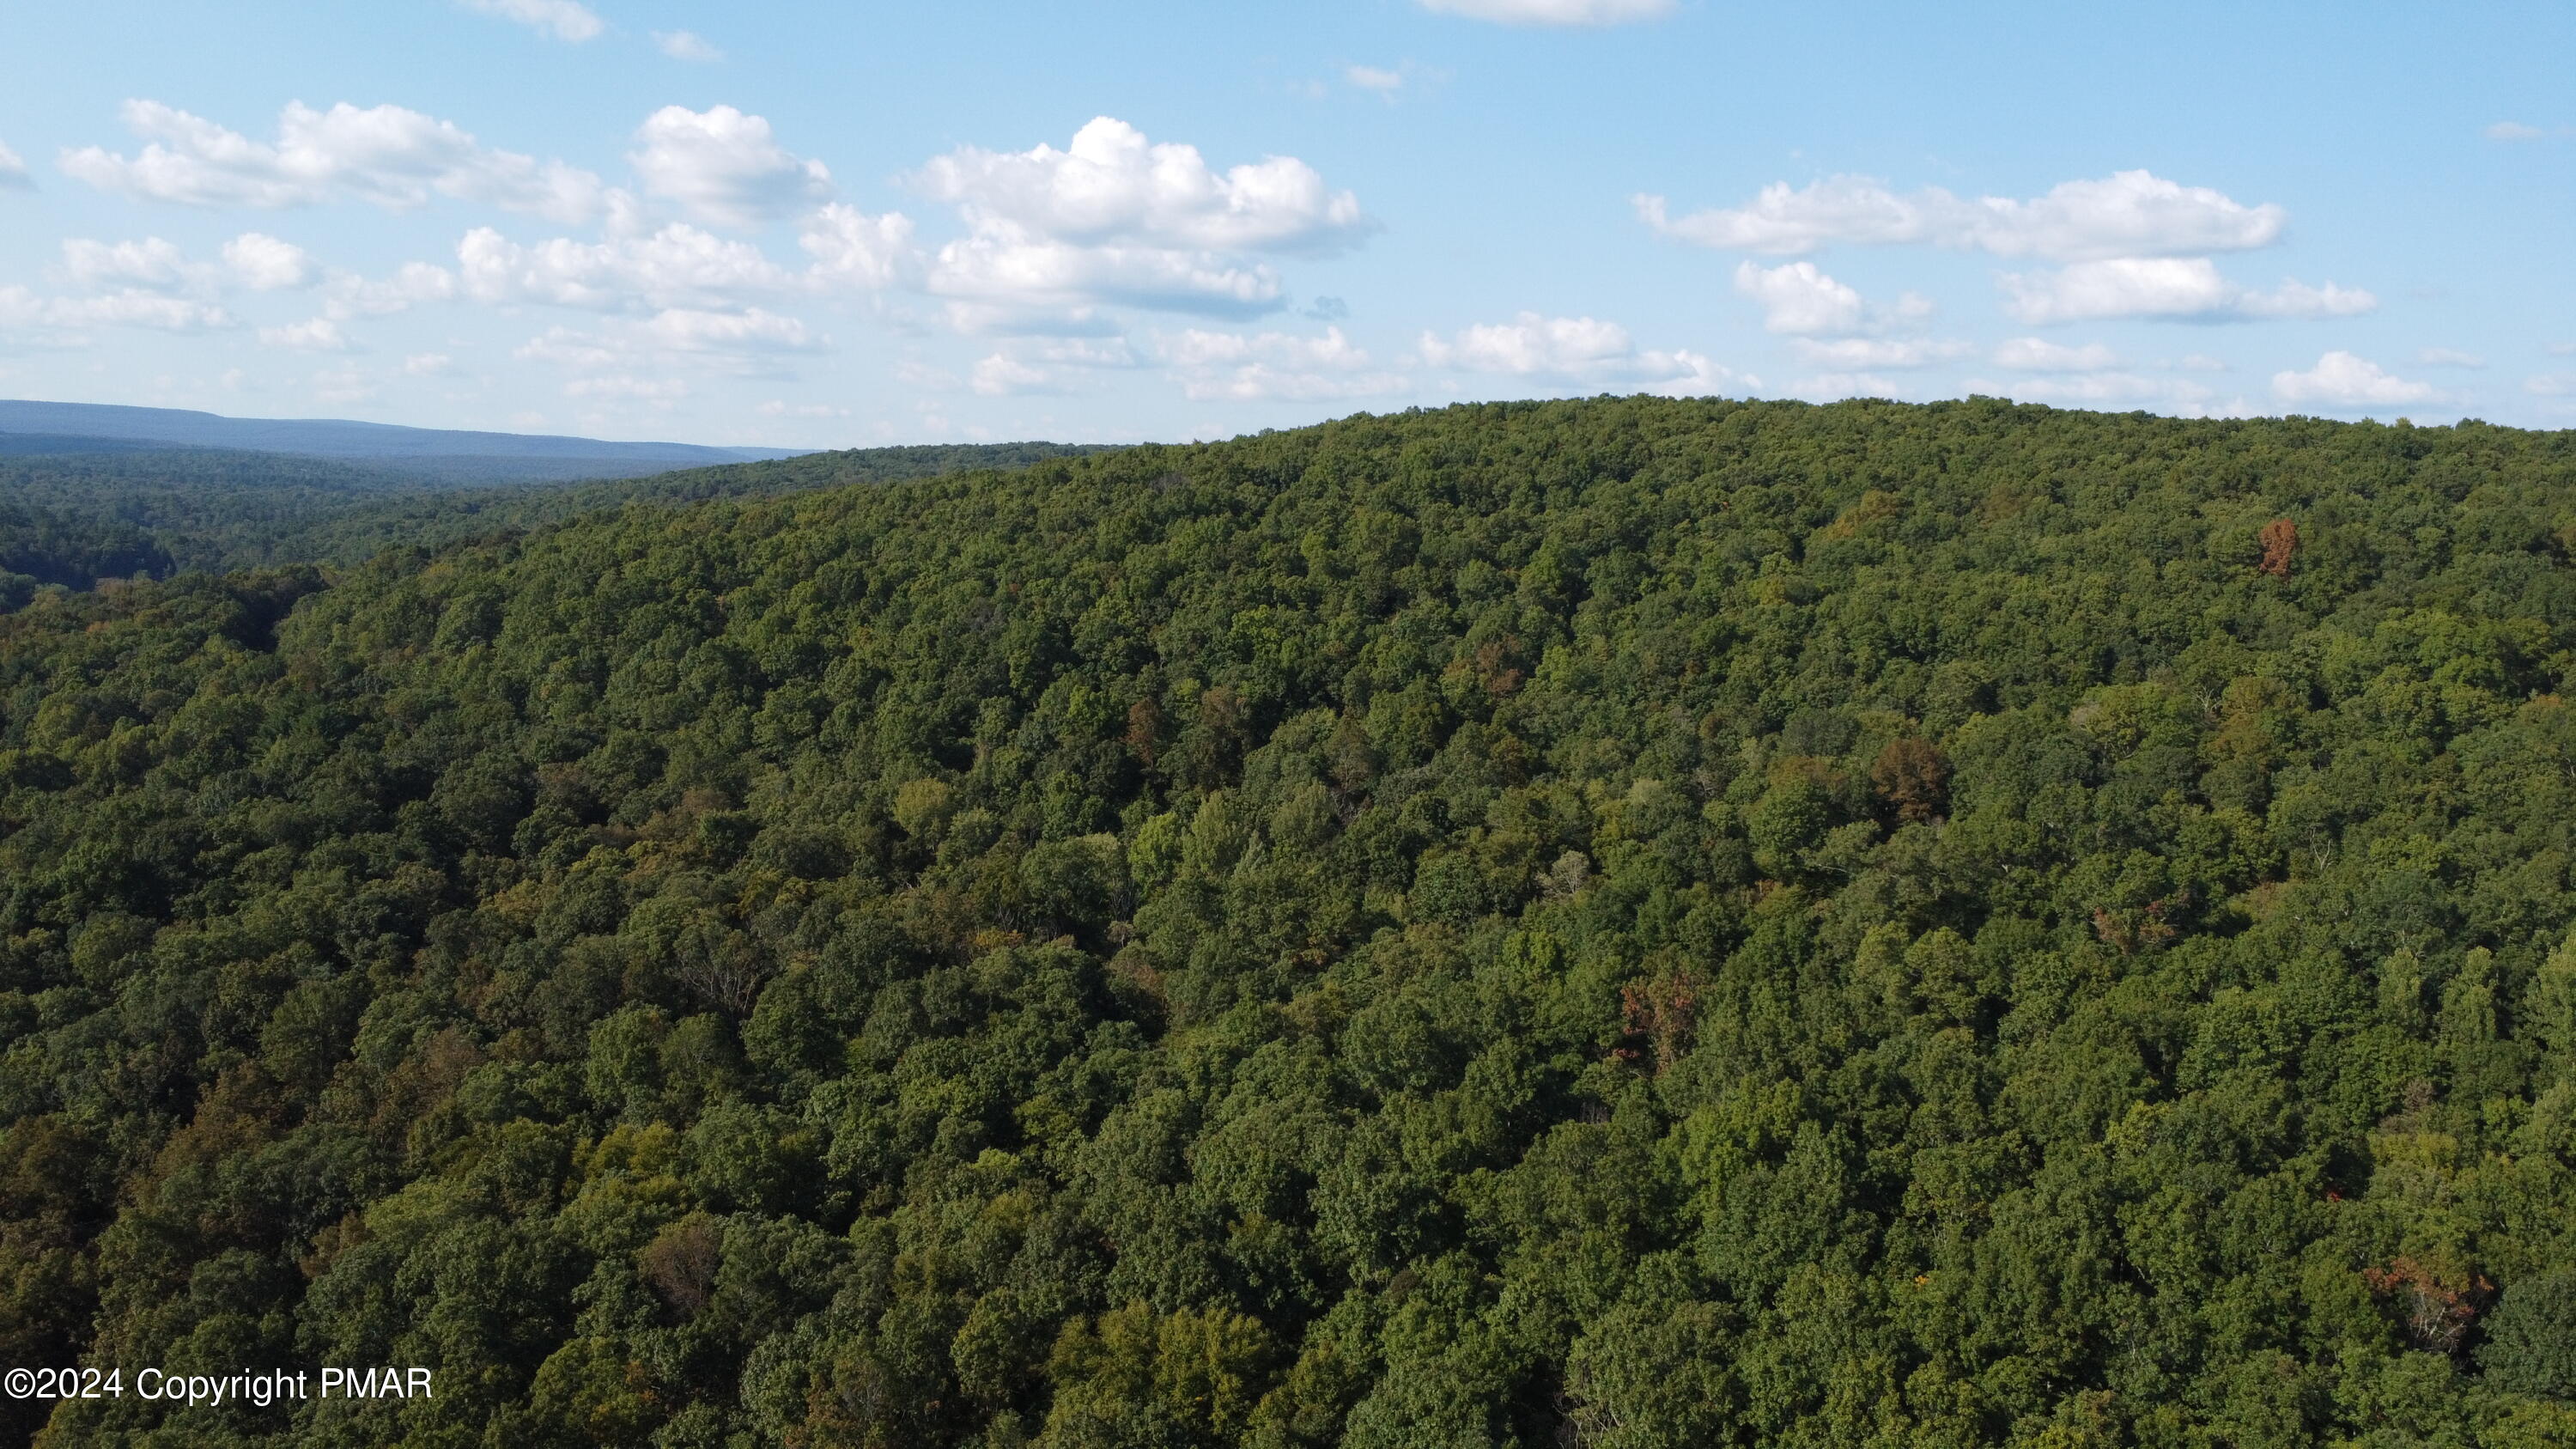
5;397;2576;1446
0;440;1114;600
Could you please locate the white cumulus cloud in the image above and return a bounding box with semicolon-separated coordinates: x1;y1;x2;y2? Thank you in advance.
1422;313;1634;374
962;337;1140;394
62;236;202;291
459;223;799;310
1419;0;1674;24
63;99;612;222
1638;169;2285;262
517;303;823;379
564;374;687;401
0;283;234;332
324;261;458;318
2272;351;2436;408
629;106;829;228
2417;346;2485;368
970;353;1060;397
914;116;1367;255
459;0;604;42
654;30;724;62
0;140;29;189
1790;337;1971;369
1999;258;2375;324
641;307;819;353
928;224;1284;323
259;317;353;351
1419;311;1752;395
847;118;1378;332
1159;326;1408;401
223;232;316;289
1965;372;2221;408
1991;337;2119;371
1732;260;1865;335
800;204;920;290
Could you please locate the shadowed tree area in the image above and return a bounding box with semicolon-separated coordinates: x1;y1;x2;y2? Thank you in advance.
4;395;2576;1446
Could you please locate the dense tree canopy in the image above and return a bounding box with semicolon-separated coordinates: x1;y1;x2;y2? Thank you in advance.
4;396;2576;1446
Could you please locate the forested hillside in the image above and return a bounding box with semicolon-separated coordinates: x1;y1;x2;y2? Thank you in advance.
0;441;1110;594
5;396;2576;1447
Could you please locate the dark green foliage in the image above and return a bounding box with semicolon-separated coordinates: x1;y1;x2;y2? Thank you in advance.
2481;1271;2576;1399
5;396;2576;1446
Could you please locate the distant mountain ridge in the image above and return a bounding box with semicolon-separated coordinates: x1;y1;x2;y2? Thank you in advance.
0;399;810;482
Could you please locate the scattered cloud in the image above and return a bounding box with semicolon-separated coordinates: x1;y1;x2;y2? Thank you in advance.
223;232;316;289
1731;260;1929;338
1789;337;1971;369
459;223;798;310
2272;350;2437;408
563;374;686;401
1992;337;2119;371
1419;311;1752;395
1418;0;1674;25
516;305;824;378
61;236;202;291
74;290;233;329
309;365;377;404
63;99;612;222
458;0;604;42
57;231;322;300
1966;372;2218;407
0;283;234;332
758;399;849;418
2417;346;2485;368
324;261;458;318
962;338;1140;396
629;106;829;228
800;204;920;290
1638;169;2284;261
928;229;1285;322
0;140;28;189
1733;260;1862;335
403;352;454;375
1789;373;1909;403
914;116;1368;255
637;306;821;354
1345;65;1405;96
1159;326;1406;401
2235;278;2382;320
970;353;1060;396
259;317;354;351
893;360;961;390
653;30;725;63
1422;313;1633;374
1998;258;2375;324
907;117;1371;327
2527;374;2576;397
514;329;617;369
2485;121;2546;141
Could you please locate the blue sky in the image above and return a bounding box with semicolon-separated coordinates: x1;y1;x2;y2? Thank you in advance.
0;0;2569;447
